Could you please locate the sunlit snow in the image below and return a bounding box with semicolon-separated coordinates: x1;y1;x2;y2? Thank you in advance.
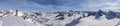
0;10;119;26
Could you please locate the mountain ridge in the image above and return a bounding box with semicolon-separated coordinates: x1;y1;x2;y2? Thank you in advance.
0;10;119;26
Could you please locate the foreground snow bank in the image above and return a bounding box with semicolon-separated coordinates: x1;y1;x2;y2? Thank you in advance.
2;15;35;26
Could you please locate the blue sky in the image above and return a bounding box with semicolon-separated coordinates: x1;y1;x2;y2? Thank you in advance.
0;0;120;12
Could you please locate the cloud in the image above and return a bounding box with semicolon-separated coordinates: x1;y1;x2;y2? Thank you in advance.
0;0;120;12
78;0;120;12
0;0;81;11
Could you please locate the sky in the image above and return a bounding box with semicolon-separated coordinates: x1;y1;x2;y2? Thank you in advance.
0;0;120;12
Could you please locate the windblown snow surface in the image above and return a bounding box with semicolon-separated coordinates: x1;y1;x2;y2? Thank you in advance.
0;10;120;26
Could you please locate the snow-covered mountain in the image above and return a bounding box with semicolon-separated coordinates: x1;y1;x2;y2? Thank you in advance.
0;10;120;26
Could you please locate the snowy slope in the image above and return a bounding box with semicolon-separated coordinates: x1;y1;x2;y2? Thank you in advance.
2;15;36;26
0;10;119;26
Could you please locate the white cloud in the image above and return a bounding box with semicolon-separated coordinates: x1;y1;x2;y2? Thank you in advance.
0;0;120;12
78;0;120;12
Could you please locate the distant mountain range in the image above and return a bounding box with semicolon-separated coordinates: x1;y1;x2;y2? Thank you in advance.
0;10;120;26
